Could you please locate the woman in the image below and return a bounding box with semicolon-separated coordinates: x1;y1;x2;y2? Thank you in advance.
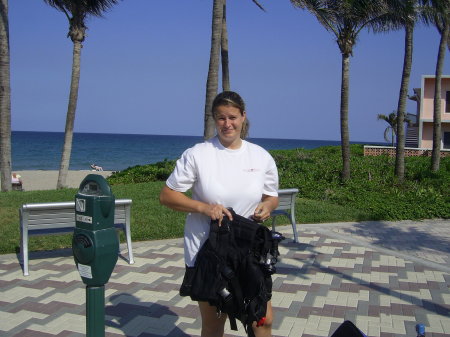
160;91;279;337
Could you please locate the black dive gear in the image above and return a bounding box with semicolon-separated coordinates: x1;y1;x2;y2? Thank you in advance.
180;208;284;337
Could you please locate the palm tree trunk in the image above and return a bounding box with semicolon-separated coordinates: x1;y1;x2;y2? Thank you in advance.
395;24;413;183
431;21;449;172
204;0;224;140
57;40;82;189
221;0;230;92
340;53;351;180
0;0;12;192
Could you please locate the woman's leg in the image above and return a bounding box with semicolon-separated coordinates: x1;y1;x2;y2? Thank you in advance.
198;301;227;337
252;301;273;337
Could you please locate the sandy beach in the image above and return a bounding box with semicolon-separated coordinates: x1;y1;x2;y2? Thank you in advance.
14;170;113;191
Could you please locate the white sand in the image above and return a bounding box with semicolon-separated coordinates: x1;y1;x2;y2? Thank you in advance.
14;170;113;191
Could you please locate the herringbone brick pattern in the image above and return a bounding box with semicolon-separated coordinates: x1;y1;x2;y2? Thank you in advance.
1;221;449;337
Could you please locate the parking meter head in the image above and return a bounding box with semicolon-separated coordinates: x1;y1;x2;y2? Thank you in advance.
75;174;115;231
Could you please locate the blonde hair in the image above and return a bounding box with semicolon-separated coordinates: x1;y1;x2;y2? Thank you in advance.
212;91;249;139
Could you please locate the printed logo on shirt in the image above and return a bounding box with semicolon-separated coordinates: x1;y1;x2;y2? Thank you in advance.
243;168;260;172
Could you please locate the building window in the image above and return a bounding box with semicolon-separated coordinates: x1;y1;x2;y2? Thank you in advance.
446;91;450;113
444;132;450;149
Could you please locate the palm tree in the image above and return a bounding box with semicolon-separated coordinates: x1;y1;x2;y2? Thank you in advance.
204;0;224;140
290;0;388;180
204;0;265;139
377;111;412;146
221;1;230;91
381;0;421;183
378;112;398;146
421;0;449;171
220;0;265;92
43;0;120;189
437;9;450;52
0;0;12;192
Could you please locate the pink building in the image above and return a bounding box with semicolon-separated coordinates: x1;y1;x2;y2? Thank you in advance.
407;75;450;150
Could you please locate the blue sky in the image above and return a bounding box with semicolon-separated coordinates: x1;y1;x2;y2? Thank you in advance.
9;0;450;142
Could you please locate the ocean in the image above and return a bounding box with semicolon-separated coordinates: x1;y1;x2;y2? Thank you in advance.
11;131;376;171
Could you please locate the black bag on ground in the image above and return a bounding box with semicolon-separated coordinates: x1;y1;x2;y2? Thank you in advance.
179;208;284;336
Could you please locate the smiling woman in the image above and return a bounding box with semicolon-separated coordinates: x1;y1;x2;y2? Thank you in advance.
213;105;246;148
212;91;248;149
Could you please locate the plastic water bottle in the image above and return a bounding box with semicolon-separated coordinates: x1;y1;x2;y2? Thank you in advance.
416;324;425;337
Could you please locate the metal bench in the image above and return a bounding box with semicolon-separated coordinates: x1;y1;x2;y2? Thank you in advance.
19;199;134;276
270;188;299;243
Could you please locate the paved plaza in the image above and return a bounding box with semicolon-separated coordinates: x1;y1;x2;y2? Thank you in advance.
0;219;449;337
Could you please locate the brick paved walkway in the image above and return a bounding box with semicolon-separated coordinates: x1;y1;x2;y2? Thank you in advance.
1;220;449;337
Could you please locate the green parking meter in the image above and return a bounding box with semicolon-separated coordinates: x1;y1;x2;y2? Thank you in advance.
73;174;118;337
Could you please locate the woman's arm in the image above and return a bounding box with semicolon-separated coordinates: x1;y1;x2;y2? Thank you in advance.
159;185;233;222
252;194;279;223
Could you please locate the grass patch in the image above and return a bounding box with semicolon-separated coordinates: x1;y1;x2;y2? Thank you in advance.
296;198;373;223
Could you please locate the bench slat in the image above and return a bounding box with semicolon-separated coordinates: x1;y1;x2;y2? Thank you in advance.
27;215;127;227
28;210;75;217
26;222;76;229
28;223;126;236
25;208;126;226
28;227;75;236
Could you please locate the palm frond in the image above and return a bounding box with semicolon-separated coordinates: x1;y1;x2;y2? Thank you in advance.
43;0;120;17
291;0;341;37
420;0;450;26
291;0;397;46
377;113;390;123
383;126;394;143
369;1;424;33
251;0;266;12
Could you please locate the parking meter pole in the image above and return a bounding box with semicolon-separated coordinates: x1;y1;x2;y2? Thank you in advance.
87;286;105;337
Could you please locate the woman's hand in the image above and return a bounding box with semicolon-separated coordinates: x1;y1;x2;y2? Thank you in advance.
252;195;279;223
200;204;233;226
252;203;271;223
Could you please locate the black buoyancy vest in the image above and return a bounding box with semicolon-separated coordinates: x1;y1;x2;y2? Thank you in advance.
180;208;284;337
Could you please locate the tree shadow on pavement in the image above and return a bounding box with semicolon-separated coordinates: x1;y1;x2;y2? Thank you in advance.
340;221;450;256
277;239;450;318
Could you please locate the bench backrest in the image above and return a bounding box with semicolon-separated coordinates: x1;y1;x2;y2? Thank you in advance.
276;188;299;211
20;199;132;231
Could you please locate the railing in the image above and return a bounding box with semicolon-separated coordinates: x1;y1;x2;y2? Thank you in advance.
364;145;450;157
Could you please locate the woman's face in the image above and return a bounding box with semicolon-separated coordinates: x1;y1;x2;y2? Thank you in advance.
214;105;246;149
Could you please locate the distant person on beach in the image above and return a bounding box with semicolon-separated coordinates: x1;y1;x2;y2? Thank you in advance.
12;173;22;184
159;91;279;337
90;164;103;171
11;173;23;191
11;173;22;184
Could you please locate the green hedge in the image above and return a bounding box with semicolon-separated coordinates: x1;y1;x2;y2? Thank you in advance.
108;159;176;184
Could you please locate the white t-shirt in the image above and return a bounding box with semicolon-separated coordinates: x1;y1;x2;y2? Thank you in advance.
166;136;279;266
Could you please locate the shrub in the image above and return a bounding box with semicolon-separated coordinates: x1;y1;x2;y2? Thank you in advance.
108;159;176;184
